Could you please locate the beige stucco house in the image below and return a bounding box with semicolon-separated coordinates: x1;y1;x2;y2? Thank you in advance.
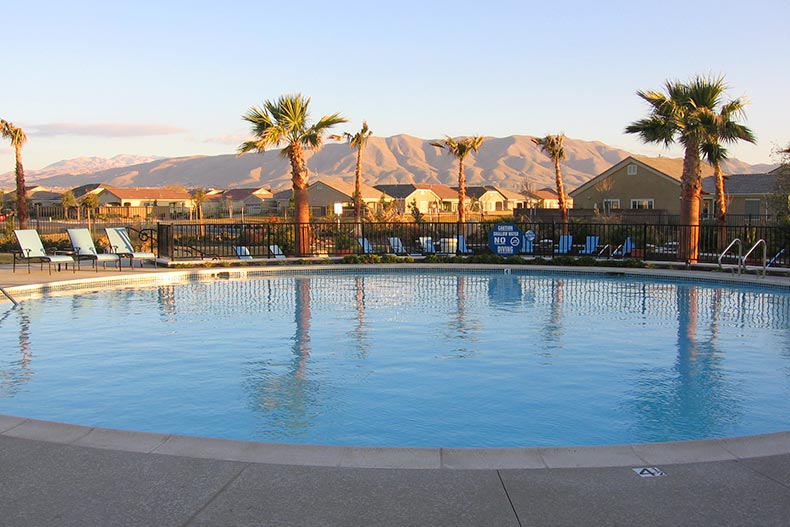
570;156;713;215
701;167;785;219
308;178;392;217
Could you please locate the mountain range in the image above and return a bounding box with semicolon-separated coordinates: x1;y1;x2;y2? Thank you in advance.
1;135;777;193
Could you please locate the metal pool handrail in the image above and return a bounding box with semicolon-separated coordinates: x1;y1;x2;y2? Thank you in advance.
742;239;767;277
718;238;742;273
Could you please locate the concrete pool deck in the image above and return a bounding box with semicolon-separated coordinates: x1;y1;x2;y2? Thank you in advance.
2;264;790;526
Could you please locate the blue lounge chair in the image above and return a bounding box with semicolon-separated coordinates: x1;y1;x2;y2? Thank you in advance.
614;237;634;257
417;237;436;254
105;227;157;268
579;235;599;255
357;238;374;254
67;228;121;271
456;235;474;255
13;229;75;274
555;235;573;254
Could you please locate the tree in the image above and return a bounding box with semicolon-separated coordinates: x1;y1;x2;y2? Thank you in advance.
190;188;207;221
1;119;28;229
431;135;485;223
331;121;373;223
700;98;756;251
532;133;569;230
768;143;790;222
625;75;754;262
238;94;346;255
80;192;99;230
61;190;79;220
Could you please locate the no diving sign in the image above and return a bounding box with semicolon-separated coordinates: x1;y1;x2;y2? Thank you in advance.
488;223;522;256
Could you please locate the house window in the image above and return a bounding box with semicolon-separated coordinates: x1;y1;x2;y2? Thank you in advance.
702;198;714;220
627;164;637;175
630;199;654;209
603;199;620;213
745;199;761;216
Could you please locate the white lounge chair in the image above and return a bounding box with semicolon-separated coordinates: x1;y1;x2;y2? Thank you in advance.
456;235;474;255
67;228;121;271
234;246;253;260
106;227;157;268
13;229;75;274
269;245;286;259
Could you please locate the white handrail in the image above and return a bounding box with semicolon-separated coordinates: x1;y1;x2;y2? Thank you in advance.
742;239;767;277
718;238;742;274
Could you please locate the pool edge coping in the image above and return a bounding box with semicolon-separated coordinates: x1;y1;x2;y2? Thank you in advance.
2;264;789;469
2;414;789;469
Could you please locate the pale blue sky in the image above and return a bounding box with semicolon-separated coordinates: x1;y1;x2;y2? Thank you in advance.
2;0;788;172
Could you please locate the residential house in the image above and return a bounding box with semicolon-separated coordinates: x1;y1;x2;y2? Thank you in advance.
570;155;712;215
201;187;274;218
309;178;393;217
96;186;194;219
701;168;784;219
374;184;443;215
524;187;573;209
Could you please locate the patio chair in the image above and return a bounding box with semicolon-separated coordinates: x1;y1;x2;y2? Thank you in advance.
614;237;634;257
234;246;253;260
357;238;375;254
456;235;474;255
105;227;157;268
269;245;286;259
555;235;573;254
579;235;600;255
67;228;121;271
13;229;75;274
417;237;436;255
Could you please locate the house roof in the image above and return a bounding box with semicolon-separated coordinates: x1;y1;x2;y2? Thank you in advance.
102;187;192;200
311;177;384;199
701;173;778;195
454;186;503;199
494;187;526;200
532;187;560;200
373;184;419;199
221;187;273;201
414;183;457;200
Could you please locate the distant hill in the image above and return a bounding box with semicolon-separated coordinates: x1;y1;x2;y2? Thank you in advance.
2;135;776;192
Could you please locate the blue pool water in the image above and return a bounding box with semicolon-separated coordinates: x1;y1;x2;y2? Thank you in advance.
1;269;789;448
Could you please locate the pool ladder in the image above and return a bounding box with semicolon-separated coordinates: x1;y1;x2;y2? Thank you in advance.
718;238;767;277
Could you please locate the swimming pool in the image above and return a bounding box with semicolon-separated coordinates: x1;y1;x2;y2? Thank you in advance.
1;267;789;448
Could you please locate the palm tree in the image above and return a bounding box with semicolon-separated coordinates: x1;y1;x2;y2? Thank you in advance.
625;75;754;262
701;99;756;251
1;119;28;229
238;94;346;255
532;134;569;230
431;135;485;223
331;121;373;223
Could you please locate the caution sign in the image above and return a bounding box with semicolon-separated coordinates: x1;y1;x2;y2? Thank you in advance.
632;467;666;478
488;223;522;256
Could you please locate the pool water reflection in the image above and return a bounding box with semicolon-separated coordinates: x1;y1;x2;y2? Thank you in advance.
1;269;789;448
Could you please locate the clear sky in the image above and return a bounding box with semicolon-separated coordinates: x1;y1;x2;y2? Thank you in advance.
2;0;788;172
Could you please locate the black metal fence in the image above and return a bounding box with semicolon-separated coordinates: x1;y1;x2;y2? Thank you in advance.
157;221;790;268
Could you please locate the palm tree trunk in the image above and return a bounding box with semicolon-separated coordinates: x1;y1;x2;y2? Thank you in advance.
457;160;466;224
554;158;568;234
714;161;728;252
289;144;311;256
14;146;27;229
679;143;702;263
354;147;363;223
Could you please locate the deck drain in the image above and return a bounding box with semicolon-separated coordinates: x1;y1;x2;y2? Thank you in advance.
632;467;666;478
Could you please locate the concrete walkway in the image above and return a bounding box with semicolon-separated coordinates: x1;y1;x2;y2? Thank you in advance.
2;265;790;526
